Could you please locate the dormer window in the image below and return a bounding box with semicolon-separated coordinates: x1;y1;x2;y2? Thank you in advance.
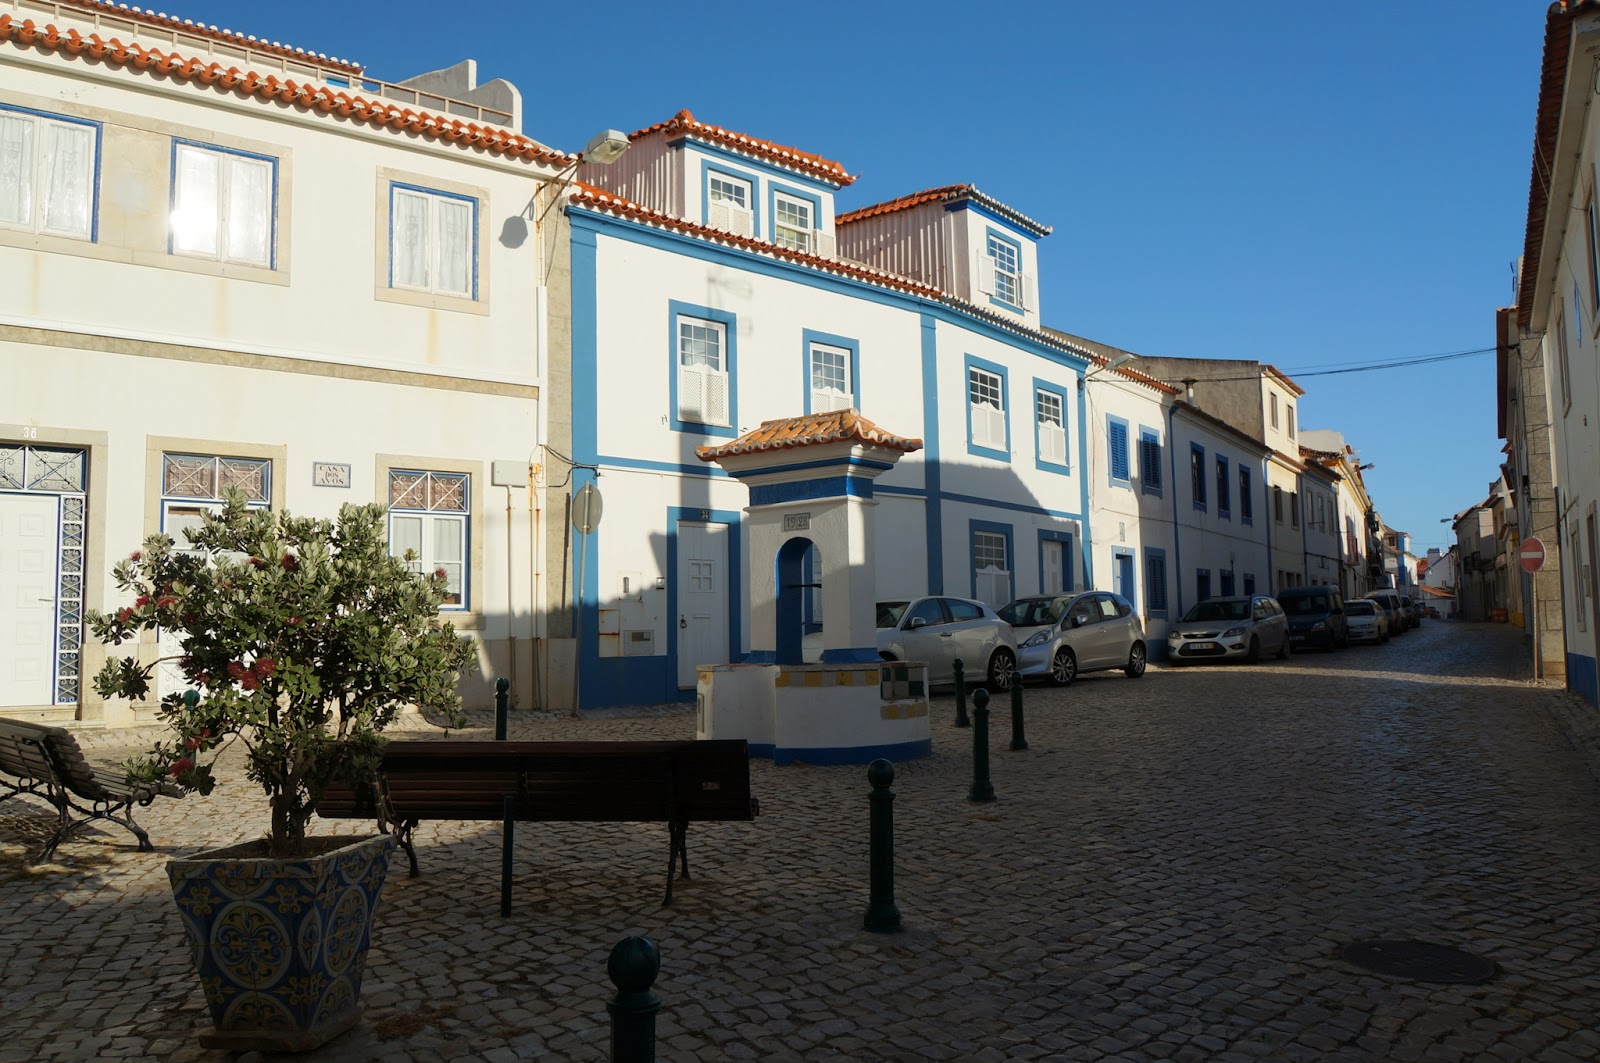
774;192;813;253
707;172;753;237
988;234;1021;306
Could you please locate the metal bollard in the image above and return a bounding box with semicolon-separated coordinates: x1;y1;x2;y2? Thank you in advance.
953;658;971;728
1009;681;1028;751
607;935;662;1063
968;689;995;802
863;759;902;933
494;676;510;741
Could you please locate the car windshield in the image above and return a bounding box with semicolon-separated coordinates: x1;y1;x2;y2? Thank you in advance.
1346;601;1376;615
1181;600;1249;623
1280;596;1328;615
998;597;1070;627
876;602;909;628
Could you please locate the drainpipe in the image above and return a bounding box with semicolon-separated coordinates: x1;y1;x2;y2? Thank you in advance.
1166;402;1184;618
1263;457;1274;594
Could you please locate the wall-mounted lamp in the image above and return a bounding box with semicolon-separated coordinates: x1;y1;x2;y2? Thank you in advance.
1356;462;1376;471
580;129;632;166
1085;351;1137;379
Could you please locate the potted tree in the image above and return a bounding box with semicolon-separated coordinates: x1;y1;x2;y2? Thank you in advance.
89;490;475;1052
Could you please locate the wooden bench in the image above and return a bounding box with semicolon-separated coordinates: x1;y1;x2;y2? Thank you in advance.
316;739;759;903
0;717;182;862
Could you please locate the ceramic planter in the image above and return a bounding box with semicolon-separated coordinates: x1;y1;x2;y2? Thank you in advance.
167;833;396;1052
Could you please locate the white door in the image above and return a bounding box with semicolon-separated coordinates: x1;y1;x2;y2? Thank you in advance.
1042;540;1064;593
677;522;729;688
0;492;60;706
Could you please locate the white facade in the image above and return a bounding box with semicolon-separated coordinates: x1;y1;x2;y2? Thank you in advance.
1298;459;1343;588
0;1;565;723
1169;404;1272;613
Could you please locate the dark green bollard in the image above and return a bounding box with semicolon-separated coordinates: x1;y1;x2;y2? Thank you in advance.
1009;681;1028;751
182;689;199;712
953;658;971;728
863;759;902;933
968;689;995;802
494;676;510;741
607;935;662;1063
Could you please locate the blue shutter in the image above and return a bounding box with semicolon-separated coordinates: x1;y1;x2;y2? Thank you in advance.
1141;433;1162;493
1146;552;1168;612
1110;421;1130;482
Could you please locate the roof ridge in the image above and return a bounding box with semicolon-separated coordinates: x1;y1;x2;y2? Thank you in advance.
0;16;571;167
628;108;855;187
695;408;923;462
838;183;1051;237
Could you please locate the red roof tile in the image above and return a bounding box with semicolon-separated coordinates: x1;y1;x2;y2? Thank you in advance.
0;16;571;167
55;0;363;72
837;183;1051;238
695;409;922;462
630;109;854;187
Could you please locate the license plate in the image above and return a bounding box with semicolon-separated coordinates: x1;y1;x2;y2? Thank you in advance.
1290;635;1306;642
1190;642;1218;651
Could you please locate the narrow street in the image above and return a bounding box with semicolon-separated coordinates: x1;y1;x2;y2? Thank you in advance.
5;622;1600;1062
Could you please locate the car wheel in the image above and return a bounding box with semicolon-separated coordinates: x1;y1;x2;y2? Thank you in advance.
1124;642;1147;678
1246;636;1260;663
1278;634;1291;660
1050;647;1078;686
987;648;1016;691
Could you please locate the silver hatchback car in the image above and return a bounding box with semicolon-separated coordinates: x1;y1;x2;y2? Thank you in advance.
1167;595;1291;664
1000;591;1147;685
876;596;1017;689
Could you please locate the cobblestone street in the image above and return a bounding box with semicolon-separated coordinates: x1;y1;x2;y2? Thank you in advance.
4;621;1600;1062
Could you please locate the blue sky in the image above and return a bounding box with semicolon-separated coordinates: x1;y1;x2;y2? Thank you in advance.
167;0;1545;554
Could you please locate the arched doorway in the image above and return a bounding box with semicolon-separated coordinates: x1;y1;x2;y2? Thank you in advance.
775;536;815;665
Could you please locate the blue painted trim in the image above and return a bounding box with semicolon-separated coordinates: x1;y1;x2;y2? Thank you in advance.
1568;652;1598;706
1190;442;1207;512
944;491;1083;521
921;316;944;595
767;181;823;249
1143;546;1169;617
772;737;933;766
168;138;280;269
1077;373;1093;589
963;353;1011;462
678;138;845;192
566;211;1092;374
1196;567;1212;603
1139;425;1162;497
600;454;729;478
661;507;744;696
1111;547;1136;613
1031;377;1070;475
387;181;478;299
572;228;600;465
1242;573;1257;595
1265;472;1275;593
951;197;1047;241
969;518;1014;602
1215;453;1231;520
700;163;760;232
875;483;927;499
749;476;872;505
1107;414;1132;489
802;329;862;413
1239;465;1254;525
744;650;778;664
746;742;778;759
984;227;1025;315
386;469;472;612
821;648;883;663
1;104;103;243
1037;529;1074;594
732;455;893;479
668;299;739;438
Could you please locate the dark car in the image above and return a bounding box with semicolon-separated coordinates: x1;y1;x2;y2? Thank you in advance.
1276;586;1349;651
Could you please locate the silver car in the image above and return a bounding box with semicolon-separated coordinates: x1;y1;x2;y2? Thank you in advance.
1167;595;1291;664
877;596;1017;689
1000;592;1147;685
1344;598;1390;644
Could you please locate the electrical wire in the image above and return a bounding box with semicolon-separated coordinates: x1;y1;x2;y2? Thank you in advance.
1166;346;1495;385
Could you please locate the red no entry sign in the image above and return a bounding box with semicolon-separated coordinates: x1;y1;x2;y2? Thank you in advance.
1520;536;1546;573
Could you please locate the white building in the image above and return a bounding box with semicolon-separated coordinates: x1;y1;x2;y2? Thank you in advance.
1300;430;1384;599
1;1;567;723
1168;402;1272;612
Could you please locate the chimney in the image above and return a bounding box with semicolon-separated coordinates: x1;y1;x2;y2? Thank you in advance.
1181;378;1197;404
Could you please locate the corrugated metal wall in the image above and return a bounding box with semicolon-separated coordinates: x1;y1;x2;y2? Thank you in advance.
837;202;960;297
578;135;680;216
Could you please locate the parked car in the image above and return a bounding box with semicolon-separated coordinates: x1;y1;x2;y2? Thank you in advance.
1363;595;1402;635
1405;595;1423;624
1276;586;1350;651
999;591;1147;685
1344;598;1390;643
1364;589;1411;631
1167;595;1291;664
876;596;1017;689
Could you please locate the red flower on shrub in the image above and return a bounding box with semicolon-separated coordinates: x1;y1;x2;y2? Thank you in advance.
135;594;151;608
129;550;141;561
434;568;447;580
184;736;201;751
240;673;260;691
195;673;210;687
287;615;302;627
226;661;246;680
249;556;266;569
157;596;178;609
282;554;300;572
170;757;193;777
117;607;134;623
254;657;276;677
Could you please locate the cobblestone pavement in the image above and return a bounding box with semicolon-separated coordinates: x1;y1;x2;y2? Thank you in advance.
5;621;1600;1062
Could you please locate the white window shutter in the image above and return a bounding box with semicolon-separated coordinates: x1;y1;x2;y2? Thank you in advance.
703;368;729;425
728;205;753;237
1021;272;1037;312
1041;424;1066;464
974;249;994;296
814;229;835;257
708;201;730;231
678;365;705;422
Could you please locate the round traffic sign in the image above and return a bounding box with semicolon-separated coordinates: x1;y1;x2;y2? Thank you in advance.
1519;535;1546;574
572;483;603;534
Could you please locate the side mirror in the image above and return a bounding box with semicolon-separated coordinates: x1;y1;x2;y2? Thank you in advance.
909;616;927;629
1071;614;1088;628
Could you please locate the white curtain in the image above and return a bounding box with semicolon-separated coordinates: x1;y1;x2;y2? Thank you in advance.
42;123;92;237
227;157;271;266
392;190;429;288
436;198;471;295
173;147;219;255
0;116;35;228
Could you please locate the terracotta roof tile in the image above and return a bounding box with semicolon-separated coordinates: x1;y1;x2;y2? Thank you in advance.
695;409;922;462
837;183;1051;238
55;0;363;71
630;109;854;187
0;16;571;167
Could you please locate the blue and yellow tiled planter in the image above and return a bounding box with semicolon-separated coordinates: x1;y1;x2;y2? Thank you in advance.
167;834;396;1052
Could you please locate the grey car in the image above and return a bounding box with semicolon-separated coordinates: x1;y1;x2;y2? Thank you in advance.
876;596;1017;689
1167;595;1292;664
1000;592;1147;685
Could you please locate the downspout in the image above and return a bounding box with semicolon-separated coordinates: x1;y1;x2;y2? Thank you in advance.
1167;403;1184;617
1301;476;1310;587
1077;370;1093;589
1263;458;1274;594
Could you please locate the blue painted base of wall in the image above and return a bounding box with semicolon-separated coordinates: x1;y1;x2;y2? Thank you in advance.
821;648;882;663
746;743;776;758
771;737;932;766
1570;653;1599;706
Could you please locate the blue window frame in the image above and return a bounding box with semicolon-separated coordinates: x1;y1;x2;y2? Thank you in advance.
965;354;1010;461
970;519;1014;608
171;138;278;268
669;300;738;438
1108;415;1131;488
1190;443;1207;511
0;103;101;241
1139;427;1162;496
1144;548;1168;617
803;330;860;414
1240;466;1254;525
1243;573;1257;595
1216;454;1230;520
1038;530;1074;594
1033;379;1070;474
389;182;478;298
1196;568;1212;602
984;228;1024;313
703;164;758;235
1112;548;1136;613
1220;569;1236;597
767;181;821;253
